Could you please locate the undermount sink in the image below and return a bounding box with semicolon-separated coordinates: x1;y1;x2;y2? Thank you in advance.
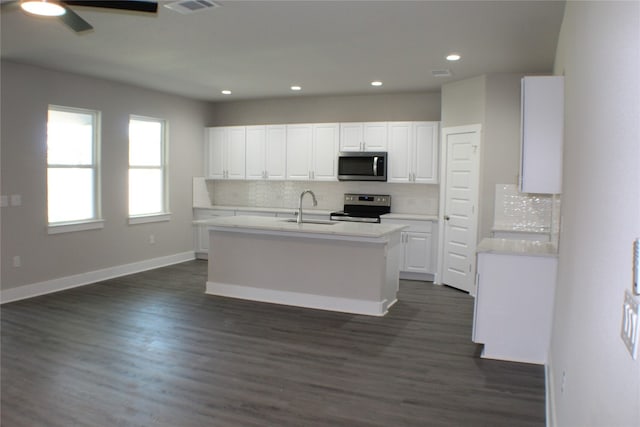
280;219;338;225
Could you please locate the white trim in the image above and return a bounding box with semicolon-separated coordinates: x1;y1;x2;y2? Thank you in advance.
545;363;556;427
48;219;105;234
206;281;397;316
0;251;195;304
128;213;172;225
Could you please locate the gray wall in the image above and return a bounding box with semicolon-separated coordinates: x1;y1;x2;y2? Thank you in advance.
549;2;640;426
1;61;210;290
440;73;523;240
208;91;441;126
441;75;486;128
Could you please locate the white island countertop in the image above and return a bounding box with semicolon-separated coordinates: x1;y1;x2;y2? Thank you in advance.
195;215;406;239
477;238;558;257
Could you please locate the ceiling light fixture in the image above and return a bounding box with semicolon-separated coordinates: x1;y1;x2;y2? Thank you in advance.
371;81;383;87
446;53;461;61
290;85;302;91
20;0;66;16
221;90;232;95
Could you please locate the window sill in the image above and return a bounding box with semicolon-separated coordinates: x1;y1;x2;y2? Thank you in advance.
128;213;172;225
48;219;105;235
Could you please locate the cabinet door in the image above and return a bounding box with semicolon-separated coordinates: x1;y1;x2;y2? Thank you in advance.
206;128;226;179
286;124;313;180
265;125;286;180
226;126;246;180
312;123;338;181
520;76;564;194
245;125;266;180
363;122;388;151
387;122;413;183
404;231;432;273
339;123;363;151
414;122;439;184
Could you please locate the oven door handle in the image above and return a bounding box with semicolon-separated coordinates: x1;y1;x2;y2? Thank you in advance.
373;156;378;176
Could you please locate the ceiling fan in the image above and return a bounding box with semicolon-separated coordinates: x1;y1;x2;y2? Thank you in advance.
2;0;158;32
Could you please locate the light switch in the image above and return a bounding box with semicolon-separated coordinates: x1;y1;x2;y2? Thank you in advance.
10;194;21;206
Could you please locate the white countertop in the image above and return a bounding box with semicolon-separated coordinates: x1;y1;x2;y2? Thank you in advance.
492;224;551;234
193;205;335;216
477;238;558;257
195;215;407;239
382;213;439;221
194;205;436;220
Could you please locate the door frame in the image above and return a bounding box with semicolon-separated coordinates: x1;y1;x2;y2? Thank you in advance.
435;124;482;294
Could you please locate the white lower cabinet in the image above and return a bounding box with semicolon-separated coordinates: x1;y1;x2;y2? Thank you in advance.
473;250;558;364
381;218;436;280
194;208;234;258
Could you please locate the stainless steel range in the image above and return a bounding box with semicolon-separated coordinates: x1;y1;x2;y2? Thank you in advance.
330;193;391;223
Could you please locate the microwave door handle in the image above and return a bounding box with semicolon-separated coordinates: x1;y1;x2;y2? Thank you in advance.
373;156;378;176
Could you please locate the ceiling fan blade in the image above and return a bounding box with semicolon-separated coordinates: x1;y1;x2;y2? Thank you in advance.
63;1;158;13
59;6;93;32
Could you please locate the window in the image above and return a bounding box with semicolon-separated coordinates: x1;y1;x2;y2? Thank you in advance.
128;116;169;224
47;106;102;233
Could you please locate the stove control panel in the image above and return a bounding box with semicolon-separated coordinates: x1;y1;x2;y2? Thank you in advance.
344;194;391;207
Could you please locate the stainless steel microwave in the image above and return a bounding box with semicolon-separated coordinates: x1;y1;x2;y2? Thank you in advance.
337;152;387;181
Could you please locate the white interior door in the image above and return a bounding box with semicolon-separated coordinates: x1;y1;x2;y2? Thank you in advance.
439;125;481;294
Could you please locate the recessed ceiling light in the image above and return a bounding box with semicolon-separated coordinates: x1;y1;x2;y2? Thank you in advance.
446;53;461;61
21;0;66;16
290;85;302;91
221;90;232;95
371;81;383;87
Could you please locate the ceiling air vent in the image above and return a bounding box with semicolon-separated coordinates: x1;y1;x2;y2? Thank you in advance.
432;69;453;77
164;0;219;15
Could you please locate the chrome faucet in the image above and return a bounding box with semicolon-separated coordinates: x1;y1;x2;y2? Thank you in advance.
297;189;318;224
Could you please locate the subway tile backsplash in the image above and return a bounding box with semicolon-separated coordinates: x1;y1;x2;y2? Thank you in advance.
194;177;439;215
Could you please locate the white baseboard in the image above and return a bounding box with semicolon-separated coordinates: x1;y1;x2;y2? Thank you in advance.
0;251;195;304
206;281;396;316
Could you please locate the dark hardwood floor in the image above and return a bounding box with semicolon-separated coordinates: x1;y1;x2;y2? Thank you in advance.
1;260;545;426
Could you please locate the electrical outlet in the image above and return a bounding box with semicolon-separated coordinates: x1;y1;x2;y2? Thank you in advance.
0;195;8;208
149;234;156;245
621;290;639;359
12;256;21;268
10;194;21;206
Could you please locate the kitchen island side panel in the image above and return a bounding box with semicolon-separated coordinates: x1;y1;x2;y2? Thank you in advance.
207;229;401;315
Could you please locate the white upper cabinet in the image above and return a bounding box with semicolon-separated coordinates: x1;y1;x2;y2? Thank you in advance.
245;125;286;180
520;76;564;194
388;121;439;184
286;123;338;181
339;122;388;152
206;126;246;180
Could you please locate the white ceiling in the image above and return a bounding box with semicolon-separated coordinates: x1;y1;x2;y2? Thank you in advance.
0;1;566;102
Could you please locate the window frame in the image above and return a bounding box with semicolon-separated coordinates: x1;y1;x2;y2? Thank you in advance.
46;105;103;234
128;115;170;225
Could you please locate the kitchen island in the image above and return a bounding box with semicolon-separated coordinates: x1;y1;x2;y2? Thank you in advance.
195;215;406;316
